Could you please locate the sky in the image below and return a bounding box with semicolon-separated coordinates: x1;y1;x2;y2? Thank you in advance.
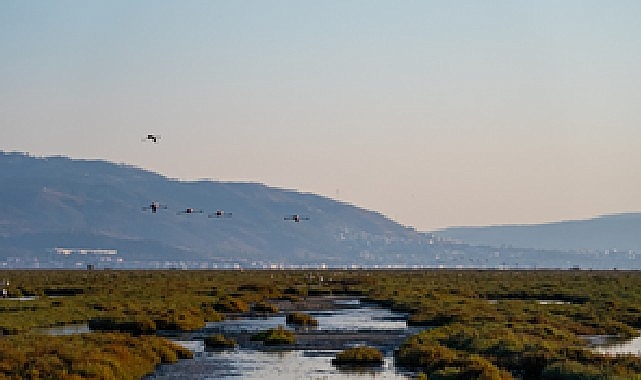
1;1;640;231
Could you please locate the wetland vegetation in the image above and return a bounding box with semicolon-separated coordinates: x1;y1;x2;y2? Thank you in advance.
285;311;319;327
250;325;296;346
332;346;384;366
203;334;236;350
2;269;641;379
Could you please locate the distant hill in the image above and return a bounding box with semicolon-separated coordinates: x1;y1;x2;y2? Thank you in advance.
438;213;641;253
0;152;439;267
3;152;641;270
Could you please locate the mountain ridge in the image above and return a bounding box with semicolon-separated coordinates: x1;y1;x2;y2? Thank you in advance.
0;151;433;267
2;151;641;269
438;212;641;252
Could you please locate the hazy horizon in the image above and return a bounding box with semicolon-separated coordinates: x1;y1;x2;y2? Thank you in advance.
2;1;640;231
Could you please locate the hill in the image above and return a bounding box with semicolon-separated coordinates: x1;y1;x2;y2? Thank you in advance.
438;213;641;253
0;152;439;268
3;152;641;270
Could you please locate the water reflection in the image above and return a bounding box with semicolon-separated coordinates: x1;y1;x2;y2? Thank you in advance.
1;296;37;301
209;304;408;334
308;307;408;331
149;343;411;379
148;300;414;379
594;334;641;356
40;324;91;336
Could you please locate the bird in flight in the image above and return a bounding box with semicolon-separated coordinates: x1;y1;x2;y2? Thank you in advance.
208;210;232;218
284;214;310;222
142;201;167;213
143;134;161;143
177;208;204;215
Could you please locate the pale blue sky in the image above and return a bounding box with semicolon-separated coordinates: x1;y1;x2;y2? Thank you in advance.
2;1;640;231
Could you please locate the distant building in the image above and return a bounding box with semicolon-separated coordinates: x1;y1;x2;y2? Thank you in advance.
47;248;120;268
51;248;117;256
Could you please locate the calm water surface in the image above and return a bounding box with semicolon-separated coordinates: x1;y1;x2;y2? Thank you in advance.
593;333;641;356
148;300;414;379
209;303;409;333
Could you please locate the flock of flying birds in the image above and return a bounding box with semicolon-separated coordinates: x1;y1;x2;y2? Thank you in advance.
141;134;310;223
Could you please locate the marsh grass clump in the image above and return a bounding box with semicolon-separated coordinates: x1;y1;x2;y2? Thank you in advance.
541;361;608;380
0;332;192;379
204;334;236;349
250;325;295;345
213;297;249;313
251;301;279;314
332;346;384;366
88;316;157;335
286;312;318;327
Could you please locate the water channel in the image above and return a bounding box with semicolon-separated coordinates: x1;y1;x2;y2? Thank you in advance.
146;299;418;379
36;297;641;378
592;333;641;356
